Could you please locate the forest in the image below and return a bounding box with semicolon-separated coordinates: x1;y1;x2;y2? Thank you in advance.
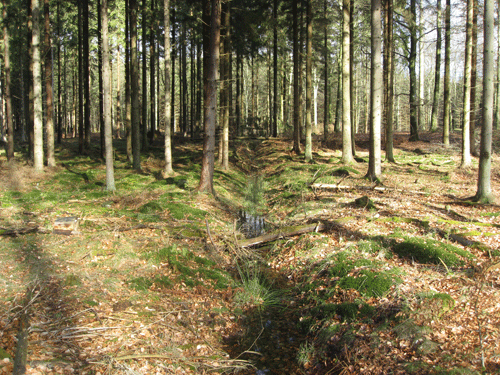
0;0;500;374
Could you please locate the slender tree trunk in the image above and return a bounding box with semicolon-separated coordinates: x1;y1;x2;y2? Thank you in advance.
430;0;441;132
150;0;156;144
130;0;141;170
198;0;220;193
125;0;132;161
367;0;382;180
305;0;313;162
442;0;450;145
98;0;105;159
341;0;353;162
56;0;62;144
101;0;115;190
164;0;173;176
32;0;43;171
461;0;473;168
474;0;495;203
349;1;356;156
171;5;176;132
409;0;419;141
43;0;55;166
83;0;90;150
323;0;329;141
470;0;478;157
142;0;148;150
292;0;301;154
221;1;230;169
494;0;500;130
3;0;14;160
384;0;395;162
273;0;278;137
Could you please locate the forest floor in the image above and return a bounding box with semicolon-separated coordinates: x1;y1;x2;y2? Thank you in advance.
0;131;499;375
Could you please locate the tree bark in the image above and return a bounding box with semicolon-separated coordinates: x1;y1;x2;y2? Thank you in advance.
367;0;382;181
305;0;313;162
461;0;473;168
32;0;43;172
474;0;495;203
130;0;141;170
164;0;173;176
409;0;419;141
101;0;115;190
383;0;395;162
341;0;353;162
3;0;14;160
198;0;220;193
292;0;301;154
430;0;441;132
442;0;451;145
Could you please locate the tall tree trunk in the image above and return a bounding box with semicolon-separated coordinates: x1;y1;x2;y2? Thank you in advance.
221;1;230;169
409;0;419;141
171;5;176;132
98;0;105;159
442;0;450;145
83;0;90;150
273;0;278;137
32;0;43;171
125;0;132;161
44;0;55;166
474;0;495;203
3;0;14;160
323;0;329;141
469;0;478;156
130;0;141;170
198;0;220;193
56;0;62;144
494;0;500;130
164;0;173;176
341;0;353;162
292;0;301;154
305;0;313;162
383;0;395;162
142;0;148;150
430;0;441;132
150;0;156;144
101;0;115;190
78;2;84;153
367;0;382;180
461;0;473;168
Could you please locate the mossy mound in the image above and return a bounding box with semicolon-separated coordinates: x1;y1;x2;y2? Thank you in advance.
393;237;474;267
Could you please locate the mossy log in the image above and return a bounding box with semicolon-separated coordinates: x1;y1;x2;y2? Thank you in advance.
237;222;326;248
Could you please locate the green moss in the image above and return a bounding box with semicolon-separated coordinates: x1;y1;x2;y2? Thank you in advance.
128;277;153;291
164;202;207;220
64;274;81;287
139;201;164;214
338;270;397;297
393;237;473;267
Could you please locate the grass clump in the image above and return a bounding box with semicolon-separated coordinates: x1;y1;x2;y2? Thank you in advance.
163;202;207;220
338;270;398;297
393;237;474;267
234;263;281;310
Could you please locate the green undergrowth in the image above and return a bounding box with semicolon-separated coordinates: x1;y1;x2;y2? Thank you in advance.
393;236;474;267
134;245;232;290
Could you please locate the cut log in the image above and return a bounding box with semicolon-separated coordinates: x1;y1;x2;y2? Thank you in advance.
238;222;325;248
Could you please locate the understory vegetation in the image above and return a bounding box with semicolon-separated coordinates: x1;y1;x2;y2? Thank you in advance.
0;132;499;374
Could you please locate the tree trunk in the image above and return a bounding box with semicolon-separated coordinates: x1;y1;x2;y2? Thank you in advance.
125;0;132;161
101;0;115;190
130;0;141;170
383;0;395;162
442;0;451;145
461;0;473;168
56;0;62;144
3;0;14;160
142;0;148;150
32;0;43;172
367;0;382;181
341;0;353;162
273;0;278;137
198;0;220;193
164;0;173;176
323;0;329;141
409;0;419;141
305;0;313;162
44;0;55;166
83;0;90;150
494;0;500;130
430;0;441;132
98;0;105;159
150;0;156;144
474;0;495;203
469;0;478;157
292;0;301;154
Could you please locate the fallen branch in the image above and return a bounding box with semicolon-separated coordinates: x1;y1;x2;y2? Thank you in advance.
238;222;325;248
0;226;50;236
